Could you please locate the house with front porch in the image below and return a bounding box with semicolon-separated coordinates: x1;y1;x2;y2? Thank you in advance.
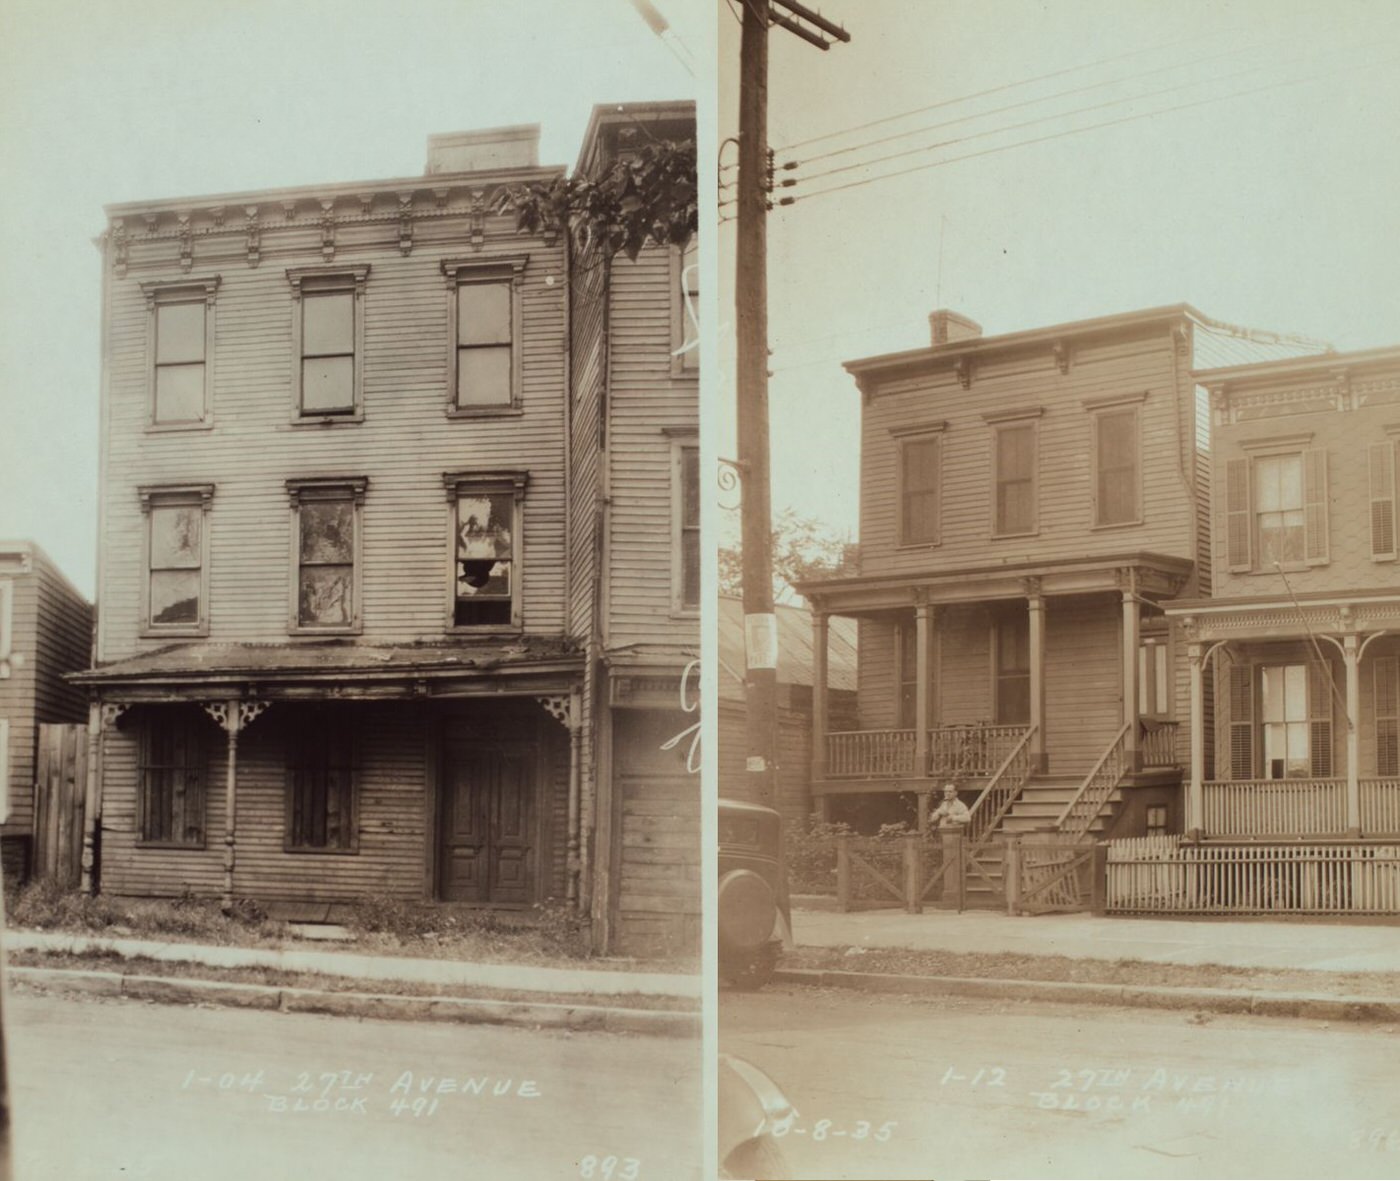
1169;345;1400;844
798;306;1326;875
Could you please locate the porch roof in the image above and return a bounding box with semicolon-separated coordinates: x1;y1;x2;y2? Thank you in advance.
1166;587;1400;643
69;638;583;696
796;550;1193;615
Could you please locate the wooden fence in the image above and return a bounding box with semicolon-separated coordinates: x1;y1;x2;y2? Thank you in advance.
33;723;87;887
1106;836;1400;915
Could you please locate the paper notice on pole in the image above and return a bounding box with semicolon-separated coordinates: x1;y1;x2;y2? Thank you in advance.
744;612;779;670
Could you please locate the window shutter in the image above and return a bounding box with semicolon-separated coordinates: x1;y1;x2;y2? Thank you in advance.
1228;663;1254;780
1303;448;1329;566
1369;442;1397;561
900;438;940;545
1307;661;1334;778
1376;656;1399;778
1224;458;1252;571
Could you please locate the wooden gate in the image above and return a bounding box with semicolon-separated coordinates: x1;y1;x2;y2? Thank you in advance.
1006;834;1096;915
33;723;87;887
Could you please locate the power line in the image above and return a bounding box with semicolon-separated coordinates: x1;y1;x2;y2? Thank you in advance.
789;38;1382;189
785;49;1400;207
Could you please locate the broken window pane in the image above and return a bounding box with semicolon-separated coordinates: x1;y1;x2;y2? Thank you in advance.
150;505;201;569
299;566;353;626
300;501;354;564
455;492;514;625
151;570;200;625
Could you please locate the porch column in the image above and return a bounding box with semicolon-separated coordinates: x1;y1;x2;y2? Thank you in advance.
83;701;126;895
1345;633;1361;836
1187;640;1205;835
810;608;830;790
205;699;268;913
1026;584;1046;773
914;597;932;778
1121;576;1141;771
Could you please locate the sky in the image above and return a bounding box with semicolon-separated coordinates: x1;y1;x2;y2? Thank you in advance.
0;0;705;598
717;0;1400;552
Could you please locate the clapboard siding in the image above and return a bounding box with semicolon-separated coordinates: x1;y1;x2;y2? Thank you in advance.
99;227;568;661
1043;596;1122;775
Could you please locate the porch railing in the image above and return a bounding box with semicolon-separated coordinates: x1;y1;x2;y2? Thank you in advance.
826;729;916;778
1202;779;1347;836
966;725;1038;853
1361;779;1400;835
826;724;1028;780
1056;722;1132;838
929;724;1026;779
1140;720;1180;768
1106;837;1400;916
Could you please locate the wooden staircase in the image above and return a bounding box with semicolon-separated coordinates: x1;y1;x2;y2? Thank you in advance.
1001;773;1124;838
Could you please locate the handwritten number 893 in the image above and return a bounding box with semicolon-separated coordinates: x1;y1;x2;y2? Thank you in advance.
579;1155;641;1180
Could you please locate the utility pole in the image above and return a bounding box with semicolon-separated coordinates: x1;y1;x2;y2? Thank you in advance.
735;0;849;806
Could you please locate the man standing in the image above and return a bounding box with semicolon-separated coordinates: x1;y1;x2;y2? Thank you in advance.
928;783;971;829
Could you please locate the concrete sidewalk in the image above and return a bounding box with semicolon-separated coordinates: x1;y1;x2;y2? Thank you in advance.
792;905;1400;974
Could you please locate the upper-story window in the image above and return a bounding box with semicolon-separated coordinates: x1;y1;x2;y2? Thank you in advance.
441;256;527;416
139;484;214;636
673;439;700;613
286;477;366;635
1090;399;1143;527
444;471;526;630
287;265;369;422
895;425;944;546
142;277;219;429
1369;440;1398;561
0;579;12;679
672;239;699;375
986;410;1040;537
1224;443;1328;572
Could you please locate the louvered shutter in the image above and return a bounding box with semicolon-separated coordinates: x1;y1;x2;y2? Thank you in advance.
1307;661;1334;778
1224;457;1252;571
1228;663;1254;780
1370;443;1397;561
901;438;940;545
1303;448;1330;566
1376;656;1399;778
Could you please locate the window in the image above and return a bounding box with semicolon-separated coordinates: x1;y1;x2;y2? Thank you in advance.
897;622;918;729
0;717;9;824
994;612;1030;725
1138;637;1172;719
442;256;526;414
673;440;700;612
142;277;219;428
1145;804;1168;837
898;432;942;546
672;239;699;374
140;485;213;635
1376;656;1399;778
1224;446;1328;572
1369;440;1398;561
985;412;1040;536
1229;661;1333;780
1092;405;1141;526
139;713;206;847
287;265;369;420
286;714;357;852
286;478;366;633
444;471;526;629
0;580;12;678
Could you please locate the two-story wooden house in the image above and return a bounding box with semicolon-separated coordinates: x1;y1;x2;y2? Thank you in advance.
1166;346;1400;844
72;106;698;957
0;541;92;883
798;306;1324;873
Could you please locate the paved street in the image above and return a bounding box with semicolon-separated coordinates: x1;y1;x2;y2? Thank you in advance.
7;992;701;1181
723;985;1400;1179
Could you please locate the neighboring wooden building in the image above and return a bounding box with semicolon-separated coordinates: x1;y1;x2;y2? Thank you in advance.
73;107;697;957
1167;346;1400;841
0;542;92;882
798;306;1326;862
718;596;857;828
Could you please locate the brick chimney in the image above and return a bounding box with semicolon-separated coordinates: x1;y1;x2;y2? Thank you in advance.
425;125;540;174
929;309;983;347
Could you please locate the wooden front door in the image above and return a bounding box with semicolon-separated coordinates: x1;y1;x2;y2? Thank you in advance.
439;741;534;904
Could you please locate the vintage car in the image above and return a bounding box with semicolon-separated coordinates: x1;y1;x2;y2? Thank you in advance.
718;797;791;989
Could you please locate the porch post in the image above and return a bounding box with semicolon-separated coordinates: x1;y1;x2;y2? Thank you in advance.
1187;640;1205;836
1121;574;1141;771
811;607;830;790
1026;581;1046;773
914;596;932;778
219;698;241;913
567;691;582;906
1345;633;1361;836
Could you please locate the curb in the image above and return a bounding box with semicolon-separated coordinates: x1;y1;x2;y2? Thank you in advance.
772;967;1400;1024
10;966;701;1038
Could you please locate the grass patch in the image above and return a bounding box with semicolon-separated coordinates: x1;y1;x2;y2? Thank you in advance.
6;948;696;1011
784;944;1400;998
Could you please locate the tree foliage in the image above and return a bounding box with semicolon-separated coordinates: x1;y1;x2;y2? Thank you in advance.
499;138;696;261
718;509;855;602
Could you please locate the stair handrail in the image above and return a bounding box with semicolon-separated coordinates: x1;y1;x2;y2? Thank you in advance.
1055;721;1131;837
964;725;1037;853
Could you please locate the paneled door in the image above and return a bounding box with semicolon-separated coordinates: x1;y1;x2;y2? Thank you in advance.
439;741;534;904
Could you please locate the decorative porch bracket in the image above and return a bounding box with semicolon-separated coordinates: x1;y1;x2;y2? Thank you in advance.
203;699;271;912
